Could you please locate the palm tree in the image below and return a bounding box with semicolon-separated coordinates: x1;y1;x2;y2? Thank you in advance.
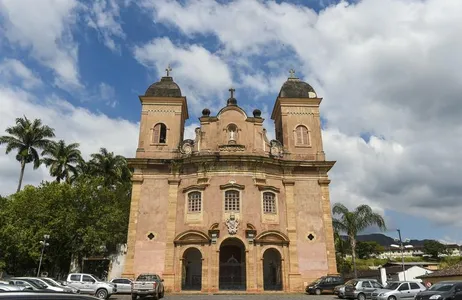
42;140;82;183
332;203;386;279
68;157;90;184
88;148;130;185
0;116;55;192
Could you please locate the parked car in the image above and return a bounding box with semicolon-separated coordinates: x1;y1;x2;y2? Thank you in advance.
0;291;99;299
306;275;345;295
9;278;54;292
21;277;78;294
41;277;80;293
131;273;165;300
371;281;427;300
0;283;25;292
66;273;116;299
335;283;348;298
344;278;384;300
110;278;132;294
415;281;462;300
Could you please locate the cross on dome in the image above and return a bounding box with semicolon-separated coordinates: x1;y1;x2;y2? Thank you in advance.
289;68;296;78
229;87;235;98
165;64;172;77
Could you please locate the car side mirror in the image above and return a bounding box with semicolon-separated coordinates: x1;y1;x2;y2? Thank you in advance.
161;279;164;282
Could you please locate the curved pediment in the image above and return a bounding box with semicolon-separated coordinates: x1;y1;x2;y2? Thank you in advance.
255;230;290;246
174;230;211;245
216;105;248;120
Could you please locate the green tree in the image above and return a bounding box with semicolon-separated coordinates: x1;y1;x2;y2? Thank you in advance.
423;240;446;259
332;203;386;279
0;178;131;276
42;140;82;183
0;116;55;192
88;148;131;185
356;241;384;259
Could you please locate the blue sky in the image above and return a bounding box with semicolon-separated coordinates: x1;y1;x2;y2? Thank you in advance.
1;0;462;245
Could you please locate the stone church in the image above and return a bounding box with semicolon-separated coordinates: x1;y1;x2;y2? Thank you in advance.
122;69;337;293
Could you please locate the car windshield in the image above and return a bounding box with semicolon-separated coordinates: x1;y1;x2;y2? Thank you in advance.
92;275;103;282
22;279;46;289
429;283;454;292
41;278;59;287
385;282;401;290
137;274;159;281
346;280;358;286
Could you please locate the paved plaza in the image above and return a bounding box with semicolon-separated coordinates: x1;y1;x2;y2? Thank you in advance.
114;294;334;300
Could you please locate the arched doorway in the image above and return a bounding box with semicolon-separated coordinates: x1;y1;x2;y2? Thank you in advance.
181;248;202;290
219;238;246;290
263;248;282;291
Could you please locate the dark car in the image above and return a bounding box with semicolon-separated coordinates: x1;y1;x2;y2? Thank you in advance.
415;281;462;300
306;275;345;295
0;291;98;299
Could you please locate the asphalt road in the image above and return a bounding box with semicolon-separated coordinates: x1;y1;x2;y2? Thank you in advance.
113;294;336;300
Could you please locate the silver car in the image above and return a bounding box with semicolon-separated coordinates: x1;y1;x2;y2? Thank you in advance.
372;281;427;300
110;278;132;294
345;279;384;300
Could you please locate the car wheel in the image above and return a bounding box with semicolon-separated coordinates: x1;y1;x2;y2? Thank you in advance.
160;289;165;298
315;288;322;295
131;294;137;300
358;293;366;300
388;296;397;300
95;288;108;299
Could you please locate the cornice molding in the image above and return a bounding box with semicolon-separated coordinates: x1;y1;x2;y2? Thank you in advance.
219;183;245;190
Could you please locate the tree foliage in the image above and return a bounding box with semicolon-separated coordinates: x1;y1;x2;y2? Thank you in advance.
332;203;386;278
0;116;55;192
423;240;447;259
0;178;131;277
356;241;384;259
42;140;82;183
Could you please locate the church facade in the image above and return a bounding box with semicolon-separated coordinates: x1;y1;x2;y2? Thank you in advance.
122;70;337;293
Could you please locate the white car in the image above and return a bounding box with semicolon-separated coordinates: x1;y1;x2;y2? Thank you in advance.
66;273;116;299
110;278;132;294
38;277;80;293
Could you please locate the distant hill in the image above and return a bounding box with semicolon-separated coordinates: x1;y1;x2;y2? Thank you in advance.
344;233;441;247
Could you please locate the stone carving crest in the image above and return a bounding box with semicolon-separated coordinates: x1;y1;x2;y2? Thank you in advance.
270;139;284;158
225;216;239;235
179;139;194;156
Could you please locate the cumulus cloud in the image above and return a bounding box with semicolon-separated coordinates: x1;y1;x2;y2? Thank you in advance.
133;37;233;114
84;0;127;52
0;58;42;89
0;86;139;196
0;0;81;89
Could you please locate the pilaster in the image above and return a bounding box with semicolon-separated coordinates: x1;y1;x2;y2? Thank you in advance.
283;179;302;292
319;178;337;274
121;174;143;279
162;178;181;291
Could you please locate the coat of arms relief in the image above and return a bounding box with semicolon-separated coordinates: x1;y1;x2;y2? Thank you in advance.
225;216;239;235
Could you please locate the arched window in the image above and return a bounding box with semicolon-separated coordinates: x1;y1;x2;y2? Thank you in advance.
295;125;309;145
262;192;276;214
187;191;202;213
153;123;167;144
224;190;240;212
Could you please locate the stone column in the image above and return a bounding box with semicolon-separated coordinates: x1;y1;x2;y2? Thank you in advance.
319;178;338;274
121;173;143;279
246;242;257;292
283;179;302;292
162;178;181;291
201;246;208;293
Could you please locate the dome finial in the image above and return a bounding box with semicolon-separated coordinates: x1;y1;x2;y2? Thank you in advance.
289;68;297;79
165;64;172;77
229;87;235;98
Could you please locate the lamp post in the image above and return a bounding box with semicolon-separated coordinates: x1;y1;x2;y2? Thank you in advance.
37;234;50;277
390;229;413;281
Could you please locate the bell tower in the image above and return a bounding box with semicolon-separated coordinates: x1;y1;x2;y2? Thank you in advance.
271;70;325;161
136;66;189;159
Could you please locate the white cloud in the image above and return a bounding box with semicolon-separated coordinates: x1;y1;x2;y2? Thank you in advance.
99;82;117;107
0;86;139;196
0;0;81;89
85;0;126;52
0;58;42;89
139;0;462;228
133;37;233;114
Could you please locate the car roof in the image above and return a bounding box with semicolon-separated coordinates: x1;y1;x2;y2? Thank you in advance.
0;291;98;299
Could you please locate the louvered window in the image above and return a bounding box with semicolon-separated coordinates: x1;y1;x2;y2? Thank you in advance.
295;125;309;145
